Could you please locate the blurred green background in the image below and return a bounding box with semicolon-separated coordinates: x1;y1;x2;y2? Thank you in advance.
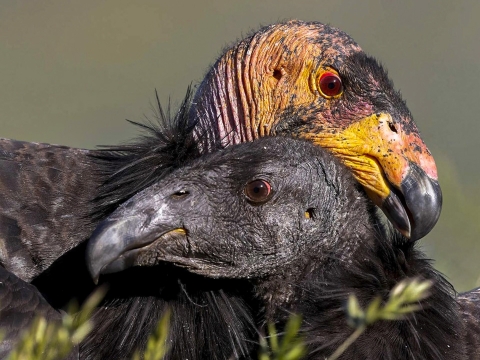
0;0;478;291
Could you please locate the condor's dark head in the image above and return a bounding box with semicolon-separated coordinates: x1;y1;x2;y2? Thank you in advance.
87;137;376;295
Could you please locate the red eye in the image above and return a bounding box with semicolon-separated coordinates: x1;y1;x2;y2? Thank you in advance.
318;72;343;98
245;179;272;203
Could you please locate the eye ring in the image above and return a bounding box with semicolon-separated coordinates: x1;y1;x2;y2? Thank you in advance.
318;71;343;98
244;179;272;204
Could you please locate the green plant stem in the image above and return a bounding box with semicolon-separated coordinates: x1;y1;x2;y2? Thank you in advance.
327;325;366;360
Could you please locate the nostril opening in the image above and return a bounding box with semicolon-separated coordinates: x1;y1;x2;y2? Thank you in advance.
273;69;282;81
388;121;398;133
305;208;316;220
172;190;190;199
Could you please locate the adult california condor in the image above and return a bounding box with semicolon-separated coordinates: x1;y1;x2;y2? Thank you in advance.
0;21;440;286
190;20;441;241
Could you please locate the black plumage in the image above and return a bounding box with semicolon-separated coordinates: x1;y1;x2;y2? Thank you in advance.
0;140;98;282
0;266;63;357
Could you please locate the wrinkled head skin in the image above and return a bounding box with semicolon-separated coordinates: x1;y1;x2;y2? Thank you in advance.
87;137;375;284
190;20;441;240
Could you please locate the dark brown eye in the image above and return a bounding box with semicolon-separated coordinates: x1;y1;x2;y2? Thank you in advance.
318;72;343;98
244;179;272;203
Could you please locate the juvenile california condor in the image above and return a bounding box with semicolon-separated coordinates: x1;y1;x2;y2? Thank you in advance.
0;21;440;286
83;133;478;359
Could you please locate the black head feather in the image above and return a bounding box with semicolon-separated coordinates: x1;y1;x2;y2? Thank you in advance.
91;87;201;221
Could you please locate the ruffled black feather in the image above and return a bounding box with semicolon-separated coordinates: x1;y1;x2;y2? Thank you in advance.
81;267;259;360
91;87;201;221
295;232;466;360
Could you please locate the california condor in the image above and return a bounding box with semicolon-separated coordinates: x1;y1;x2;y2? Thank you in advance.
83;130;479;359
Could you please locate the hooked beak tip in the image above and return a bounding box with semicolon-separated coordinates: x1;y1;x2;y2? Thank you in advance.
86;217;140;283
382;162;442;241
86;212;183;281
402;163;442;241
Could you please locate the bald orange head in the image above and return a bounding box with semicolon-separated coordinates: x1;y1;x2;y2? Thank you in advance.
191;20;441;240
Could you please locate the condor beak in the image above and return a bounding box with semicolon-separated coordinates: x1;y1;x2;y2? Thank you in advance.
381;162;442;240
86;194;186;284
305;113;442;240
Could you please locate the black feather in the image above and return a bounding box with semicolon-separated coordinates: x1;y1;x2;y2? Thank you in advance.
297;233;466;359
91;87;201;221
